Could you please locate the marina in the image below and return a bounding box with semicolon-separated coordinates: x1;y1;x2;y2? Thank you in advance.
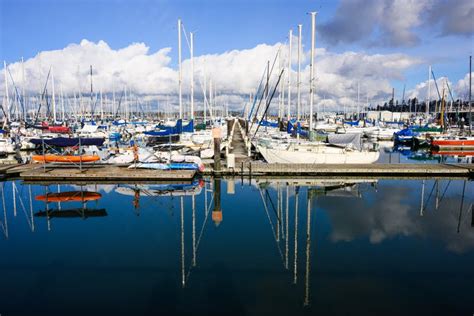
1;0;473;315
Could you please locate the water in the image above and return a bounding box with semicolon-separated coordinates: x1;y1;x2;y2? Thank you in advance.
0;178;473;315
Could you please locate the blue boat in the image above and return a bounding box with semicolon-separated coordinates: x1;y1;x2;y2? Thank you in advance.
30;137;105;147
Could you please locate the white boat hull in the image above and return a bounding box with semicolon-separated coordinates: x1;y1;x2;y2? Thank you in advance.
257;145;380;164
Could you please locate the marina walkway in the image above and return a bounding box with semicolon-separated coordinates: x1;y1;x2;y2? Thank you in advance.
204;162;474;179
228;120;250;162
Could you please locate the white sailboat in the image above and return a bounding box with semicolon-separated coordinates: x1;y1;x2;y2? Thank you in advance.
256;140;379;164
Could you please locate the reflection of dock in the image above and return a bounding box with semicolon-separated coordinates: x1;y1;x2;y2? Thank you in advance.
203;162;473;179
35;208;107;218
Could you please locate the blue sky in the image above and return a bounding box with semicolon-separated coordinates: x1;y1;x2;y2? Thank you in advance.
1;0;338;63
1;0;473;109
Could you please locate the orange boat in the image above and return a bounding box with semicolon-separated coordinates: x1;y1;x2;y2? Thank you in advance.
35;191;102;202
32;154;100;163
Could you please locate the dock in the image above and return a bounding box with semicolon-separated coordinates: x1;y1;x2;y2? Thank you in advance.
14;164;196;184
203;162;474;179
0;162;471;183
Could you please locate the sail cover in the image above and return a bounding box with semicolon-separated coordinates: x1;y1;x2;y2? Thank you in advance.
327;133;362;151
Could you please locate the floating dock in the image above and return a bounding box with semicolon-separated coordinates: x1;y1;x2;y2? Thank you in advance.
13;164;196;184
203;162;474;179
0;162;472;183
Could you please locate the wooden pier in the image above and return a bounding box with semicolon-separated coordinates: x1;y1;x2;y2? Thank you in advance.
203;162;474;179
7;164;196;184
0;162;472;183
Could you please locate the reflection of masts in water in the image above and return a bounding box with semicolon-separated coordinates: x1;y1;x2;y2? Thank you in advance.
185;180;214;283
180;196;185;288
458;180;466;233
285;186;289;269
294;186;299;284
258;188;284;263
420;180;425;216
11;181;34;232
280;185;284;242
276;183;280;241
58;185;61;211
435;180;439;210
29;185;35;232
1;184;8;239
192;195;196;267
45;186;51;231
304;188;312;307
12;182;16;217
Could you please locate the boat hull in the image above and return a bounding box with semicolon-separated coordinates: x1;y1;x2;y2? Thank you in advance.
32;155;100;163
431;139;474;149
257;145;380;164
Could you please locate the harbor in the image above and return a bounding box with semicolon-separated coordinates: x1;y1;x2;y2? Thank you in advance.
1;1;473;315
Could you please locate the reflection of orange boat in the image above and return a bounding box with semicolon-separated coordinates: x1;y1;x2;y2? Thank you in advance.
431;150;474;156
32;154;100;163
35;191;102;202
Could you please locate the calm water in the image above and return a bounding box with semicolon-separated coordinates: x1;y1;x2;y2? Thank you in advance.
0;177;473;316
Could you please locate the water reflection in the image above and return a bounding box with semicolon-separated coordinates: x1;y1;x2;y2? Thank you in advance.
0;178;472;315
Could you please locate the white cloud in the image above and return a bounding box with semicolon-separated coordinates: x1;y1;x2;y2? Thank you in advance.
1;39;421;113
407;72;473;101
454;72;474;100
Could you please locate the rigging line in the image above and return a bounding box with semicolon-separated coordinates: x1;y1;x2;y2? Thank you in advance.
247;64;268;122
253;68;285;137
186;196;212;281
264;188;281;223
13;182;32;230
457;180;466;233
430;69;442;100
422;180;437;213
249;45;283;130
33;66;52;125
259;188;285;264
1;184;7;238
6;67;26;119
437;180;451;205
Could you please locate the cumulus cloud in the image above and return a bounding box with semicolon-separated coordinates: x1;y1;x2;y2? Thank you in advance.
320;0;431;47
407;72;473;101
320;0;473;47
453;72;474;100
428;0;474;37
1;39;420;113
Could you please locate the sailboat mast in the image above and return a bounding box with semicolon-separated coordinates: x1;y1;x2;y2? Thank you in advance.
426;65;431;117
3;61;10;122
297;24;302;122
22;57;26;121
178;19;183;119
90;65;93;119
309;12;316;131
190;32;194;120
469;55;472;136
357;82;360;120
287;29;292;121
51;66;56;122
